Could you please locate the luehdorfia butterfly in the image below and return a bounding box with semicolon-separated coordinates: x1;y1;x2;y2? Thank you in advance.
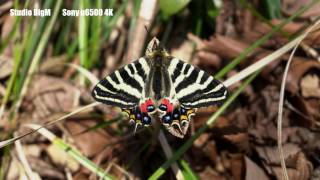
92;37;227;138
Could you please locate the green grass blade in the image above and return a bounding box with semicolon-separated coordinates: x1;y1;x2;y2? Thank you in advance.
180;159;199;180
261;0;281;19
17;0;53;92
160;0;191;19
103;0;128;41
25;124;115;180
79;0;89;69
53;138;115;180
13;0;62;111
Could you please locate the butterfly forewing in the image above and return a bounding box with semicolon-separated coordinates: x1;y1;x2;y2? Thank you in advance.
92;57;150;108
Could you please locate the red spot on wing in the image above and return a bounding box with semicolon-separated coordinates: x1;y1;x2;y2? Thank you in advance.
140;99;154;113
161;98;173;113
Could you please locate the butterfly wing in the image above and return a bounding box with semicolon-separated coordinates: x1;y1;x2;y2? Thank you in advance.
168;58;227;108
92;57;150;108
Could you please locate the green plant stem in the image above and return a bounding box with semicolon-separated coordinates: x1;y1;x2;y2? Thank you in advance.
148;71;260;180
79;0;89;69
214;0;320;79
53;138;114;180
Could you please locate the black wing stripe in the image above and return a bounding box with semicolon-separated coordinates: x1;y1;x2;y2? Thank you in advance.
119;68;143;92
135;61;146;80
127;63;135;74
99;78;118;93
92;89;137;107
199;72;207;84
109;72;120;84
93;78;140;101
181;90;227;108
178;82;225;103
175;68;199;93
171;61;184;83
183;64;191;75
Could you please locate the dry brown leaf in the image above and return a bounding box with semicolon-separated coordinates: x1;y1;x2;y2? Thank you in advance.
193;133;209;148
215;0;236;36
300;74;320;98
73;172;88;180
204;35;250;60
171;40;194;62
1;15;14;39
273;152;312;180
29;156;65;179
282;0;320;18
195;51;221;68
224;133;248;144
203;141;218;163
270;19;320;46
255;144;300;166
230;154;243;180
22;75;79;121
286;58;320;95
0;55;13;79
65;120;112;157
198;166;225;180
244;156;268;180
6;156;20;180
23;145;42;158
46;144;80;172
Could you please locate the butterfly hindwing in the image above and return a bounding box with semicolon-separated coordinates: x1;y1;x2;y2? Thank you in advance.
168;57;227;108
92;57;150;108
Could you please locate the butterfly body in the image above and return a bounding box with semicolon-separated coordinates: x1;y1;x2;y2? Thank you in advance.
92;37;227;138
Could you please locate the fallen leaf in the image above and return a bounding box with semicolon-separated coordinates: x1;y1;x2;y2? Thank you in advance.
193;133;209;148
195;50;221;68
300;74;320;98
204;35;250;60
230;154;243;180
29;156;65;179
7;156;20;180
255;143;300;165
46;144;80;172
198;166;225;180
65;120;113;157
244;156;268;180
273;152;312;180
203;141;218;163
23;145;42;157
0;55;13;79
282;0;320;18
171;40;194;62
215;0;236;36
286;58;320;95
22;75;79;121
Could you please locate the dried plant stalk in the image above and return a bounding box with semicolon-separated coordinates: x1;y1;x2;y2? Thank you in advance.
126;0;158;61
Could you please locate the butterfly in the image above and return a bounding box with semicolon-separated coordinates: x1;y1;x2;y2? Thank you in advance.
91;37;227;138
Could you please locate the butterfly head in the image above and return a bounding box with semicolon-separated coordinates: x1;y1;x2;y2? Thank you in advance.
145;37;169;58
